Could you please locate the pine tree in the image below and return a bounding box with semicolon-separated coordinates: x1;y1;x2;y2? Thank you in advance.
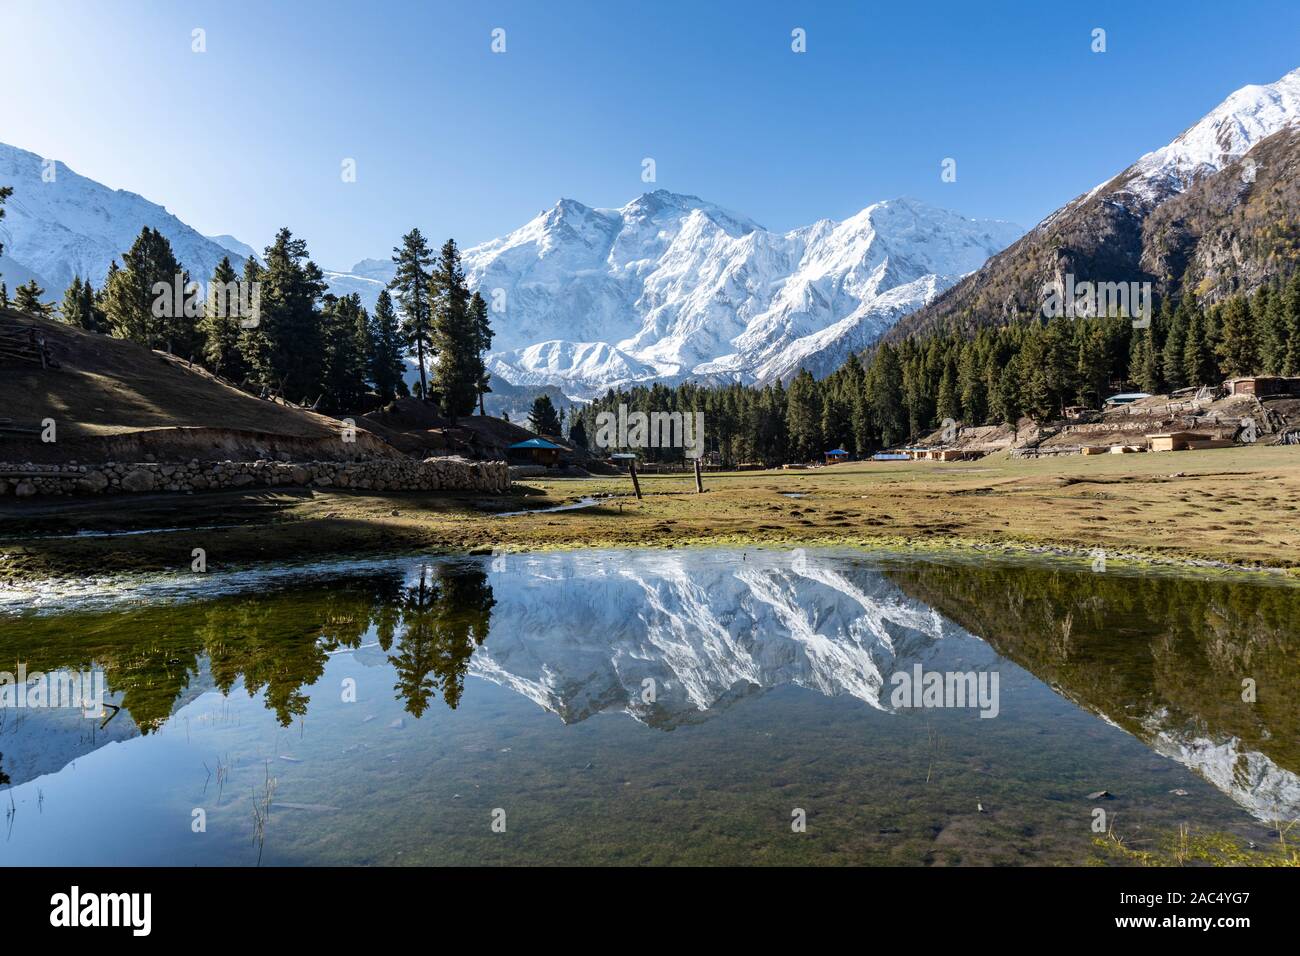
957;341;987;424
235;256;271;389
1283;273;1300;375
256;228;328;402
936;360;960;424
429;239;478;422
1074;322;1108;406
102;226;191;350
320;293;369;412
1161;301;1187;390
1251;286;1282;375
568;417;588;448
468;290;493;415
389;229;434;401
199;257;248;380
786;369;823;461
14;279;52;317
1216;296;1257;378
994;351;1023;425
60;277;87;327
527;393;561;436
866;342;907;446
1183;298;1215;387
369;289;407;404
0;283;8;309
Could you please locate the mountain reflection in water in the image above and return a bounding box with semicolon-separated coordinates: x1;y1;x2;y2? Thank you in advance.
1;548;1297;863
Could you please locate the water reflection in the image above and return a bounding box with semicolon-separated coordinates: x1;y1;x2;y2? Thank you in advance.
886;559;1300;822
1;549;1298;827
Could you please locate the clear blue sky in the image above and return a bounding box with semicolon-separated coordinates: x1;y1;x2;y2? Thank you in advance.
2;0;1298;270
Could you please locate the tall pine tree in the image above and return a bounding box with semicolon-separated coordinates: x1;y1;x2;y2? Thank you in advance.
389;229;434;400
429;238;477;422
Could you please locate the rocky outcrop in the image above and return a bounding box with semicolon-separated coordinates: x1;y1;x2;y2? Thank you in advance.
0;456;510;498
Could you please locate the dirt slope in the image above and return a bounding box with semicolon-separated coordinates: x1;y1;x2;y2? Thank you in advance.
0;310;396;463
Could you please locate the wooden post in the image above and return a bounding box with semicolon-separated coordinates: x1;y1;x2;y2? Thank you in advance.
628;460;643;500
693;457;703;493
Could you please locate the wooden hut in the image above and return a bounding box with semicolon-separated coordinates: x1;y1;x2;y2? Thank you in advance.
1147;431;1210;452
1223;376;1300;398
507;437;564;467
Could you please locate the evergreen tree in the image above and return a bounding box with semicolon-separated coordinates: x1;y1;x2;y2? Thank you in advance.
369;289;407;404
568;417;589;449
819;381;851;452
1075;322;1108;406
527;393;561;435
0;283;8;309
468;290;494;415
429;239;478;421
256;228;328;402
235;256;271;388
102;226;190;350
389;228;434;400
320;293;369;412
60;277;89;328
1253;285;1281;375
1282;273;1300;375
1133;329;1161;394
993;352;1023;425
957;341;987;424
936;360;960;424
1182;298;1215;387
1161;300;1187;390
866;342;907;445
198;257;247;380
786;369;823;461
14;279;52;317
1216;296;1258;378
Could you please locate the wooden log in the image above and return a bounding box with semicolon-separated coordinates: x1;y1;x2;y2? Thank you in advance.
628;460;643;500
693;457;703;493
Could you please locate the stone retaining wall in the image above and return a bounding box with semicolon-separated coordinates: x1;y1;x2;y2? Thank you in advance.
0;457;510;498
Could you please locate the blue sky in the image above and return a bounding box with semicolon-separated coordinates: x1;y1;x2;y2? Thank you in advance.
2;0;1299;270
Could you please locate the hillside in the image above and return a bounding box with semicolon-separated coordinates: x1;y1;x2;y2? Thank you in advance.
0;309;396;464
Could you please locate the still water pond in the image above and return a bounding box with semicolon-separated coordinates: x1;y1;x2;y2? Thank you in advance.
1;548;1297;865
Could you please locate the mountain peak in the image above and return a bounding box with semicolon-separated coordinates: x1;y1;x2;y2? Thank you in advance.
1122;64;1300;200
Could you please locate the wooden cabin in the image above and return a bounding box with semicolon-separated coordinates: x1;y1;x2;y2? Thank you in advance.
1223;376;1300;398
1147;431;1211;452
507;437;564;467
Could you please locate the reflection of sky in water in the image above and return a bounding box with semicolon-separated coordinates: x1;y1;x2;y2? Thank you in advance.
1;548;1297;865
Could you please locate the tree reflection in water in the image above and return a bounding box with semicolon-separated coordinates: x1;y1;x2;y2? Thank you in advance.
0;560;496;730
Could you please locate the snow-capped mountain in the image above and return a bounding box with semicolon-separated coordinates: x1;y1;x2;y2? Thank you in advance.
463;549;976;729
894;65;1300;339
477;193;1019;393
1105;65;1300;205
329;191;1021;395
0;142;243;297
